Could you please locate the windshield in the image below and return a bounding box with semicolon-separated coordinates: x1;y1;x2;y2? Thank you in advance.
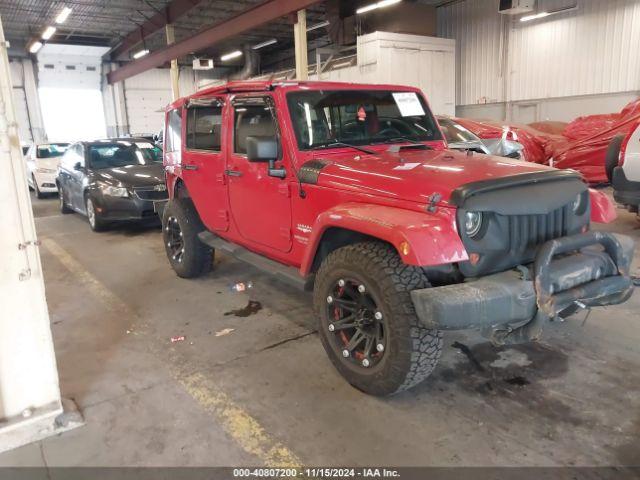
437;118;480;144
88;141;162;169
286;90;442;150
37;143;69;158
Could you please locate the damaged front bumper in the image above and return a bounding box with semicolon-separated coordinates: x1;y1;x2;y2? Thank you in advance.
410;231;635;345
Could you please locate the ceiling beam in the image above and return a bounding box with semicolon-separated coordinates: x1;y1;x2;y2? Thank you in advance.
107;0;321;84
110;0;206;60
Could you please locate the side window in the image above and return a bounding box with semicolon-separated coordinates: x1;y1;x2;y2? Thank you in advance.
186;105;223;151
234;103;277;155
165;108;182;153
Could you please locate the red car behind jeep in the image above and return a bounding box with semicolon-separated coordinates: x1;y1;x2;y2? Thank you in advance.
161;81;635;396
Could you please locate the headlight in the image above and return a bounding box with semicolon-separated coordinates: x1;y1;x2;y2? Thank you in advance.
464;211;483;238
99;183;129;197
572;191;587;214
36;167;56;174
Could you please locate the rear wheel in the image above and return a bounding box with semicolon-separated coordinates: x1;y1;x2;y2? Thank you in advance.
85;195;106;232
314;242;442;396
58;186;73;214
162;198;213;278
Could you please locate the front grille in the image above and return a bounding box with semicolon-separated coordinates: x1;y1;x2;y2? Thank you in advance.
134;187;168;201
507;206;568;254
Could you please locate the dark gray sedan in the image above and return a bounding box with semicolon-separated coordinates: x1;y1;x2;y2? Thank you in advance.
57;138;167;231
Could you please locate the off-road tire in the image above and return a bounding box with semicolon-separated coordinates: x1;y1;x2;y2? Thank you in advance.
605;134;625;183
85;194;107;232
58;186;73;214
162;198;213;278
314;241;443;396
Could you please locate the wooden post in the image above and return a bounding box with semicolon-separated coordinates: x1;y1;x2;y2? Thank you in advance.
166;24;180;100
293;9;308;80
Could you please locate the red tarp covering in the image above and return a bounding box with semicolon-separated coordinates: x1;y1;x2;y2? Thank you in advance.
455;98;640;184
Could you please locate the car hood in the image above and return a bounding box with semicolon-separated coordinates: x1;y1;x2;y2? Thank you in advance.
35;157;62;170
310;148;558;206
91;163;164;187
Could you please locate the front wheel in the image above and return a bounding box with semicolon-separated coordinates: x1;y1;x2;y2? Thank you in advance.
162;198;213;278
33;175;45;199
85;195;106;232
314;242;442;396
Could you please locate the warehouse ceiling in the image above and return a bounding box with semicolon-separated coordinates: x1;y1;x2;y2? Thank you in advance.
0;0;446;70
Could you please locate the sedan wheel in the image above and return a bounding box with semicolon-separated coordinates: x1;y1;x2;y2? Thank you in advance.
85;196;106;232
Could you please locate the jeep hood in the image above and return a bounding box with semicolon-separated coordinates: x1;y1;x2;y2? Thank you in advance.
310;148;560;206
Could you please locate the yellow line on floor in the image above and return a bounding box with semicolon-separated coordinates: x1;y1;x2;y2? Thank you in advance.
41;237;302;468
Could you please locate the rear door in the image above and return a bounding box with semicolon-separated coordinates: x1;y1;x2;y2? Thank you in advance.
67;144;87;210
226;95;292;253
180;97;229;231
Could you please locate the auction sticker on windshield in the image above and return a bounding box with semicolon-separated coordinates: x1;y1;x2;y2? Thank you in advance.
392;92;425;117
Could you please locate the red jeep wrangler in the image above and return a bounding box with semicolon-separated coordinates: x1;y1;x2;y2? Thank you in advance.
162;81;635;396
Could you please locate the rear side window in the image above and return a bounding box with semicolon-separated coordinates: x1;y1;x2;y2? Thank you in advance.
165;108;182;153
234;104;276;154
186;106;223;151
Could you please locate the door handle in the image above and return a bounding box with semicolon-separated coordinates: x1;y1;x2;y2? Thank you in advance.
225;170;242;177
183;164;198;171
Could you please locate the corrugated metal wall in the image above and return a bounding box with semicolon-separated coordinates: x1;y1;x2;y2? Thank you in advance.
438;0;640;106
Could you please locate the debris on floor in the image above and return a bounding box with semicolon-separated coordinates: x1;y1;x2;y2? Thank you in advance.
170;335;186;343
224;300;263;318
214;328;235;337
230;281;253;292
452;341;486;372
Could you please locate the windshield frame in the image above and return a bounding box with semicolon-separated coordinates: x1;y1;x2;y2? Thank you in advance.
285;88;443;151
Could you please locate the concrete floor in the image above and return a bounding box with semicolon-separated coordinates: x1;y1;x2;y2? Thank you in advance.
1;190;639;467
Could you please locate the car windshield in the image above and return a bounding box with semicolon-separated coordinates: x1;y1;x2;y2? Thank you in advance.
286;90;442;150
37;143;69;158
88;141;162;169
437;118;480;144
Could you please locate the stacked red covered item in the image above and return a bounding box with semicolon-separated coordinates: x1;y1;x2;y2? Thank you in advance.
453;98;640;184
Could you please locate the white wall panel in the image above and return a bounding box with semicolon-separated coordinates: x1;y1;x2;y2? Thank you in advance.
438;0;640;107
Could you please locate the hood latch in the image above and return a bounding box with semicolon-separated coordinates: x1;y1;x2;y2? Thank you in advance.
427;192;442;213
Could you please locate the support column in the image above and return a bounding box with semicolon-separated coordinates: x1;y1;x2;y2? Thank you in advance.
166;24;180;101
21;58;45;143
0;17;82;454
293;9;308;80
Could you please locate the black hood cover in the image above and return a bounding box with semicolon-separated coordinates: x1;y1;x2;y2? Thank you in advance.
91;164;164;188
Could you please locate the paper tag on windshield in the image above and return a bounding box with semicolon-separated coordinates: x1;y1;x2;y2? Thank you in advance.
392;92;425;117
393;162;420;171
135;142;155;149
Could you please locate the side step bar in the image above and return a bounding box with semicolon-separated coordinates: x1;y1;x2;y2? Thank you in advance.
198;231;313;291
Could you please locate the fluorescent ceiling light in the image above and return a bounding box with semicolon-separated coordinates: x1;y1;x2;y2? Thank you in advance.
307;20;329;32
133;49;149;59
29;41;43;53
41;26;56;40
356;0;401;15
253;39;277;50
55;6;72;24
520;11;550;22
220;50;242;61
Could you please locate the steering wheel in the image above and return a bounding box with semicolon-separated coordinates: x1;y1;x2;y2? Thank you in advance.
378;127;403;137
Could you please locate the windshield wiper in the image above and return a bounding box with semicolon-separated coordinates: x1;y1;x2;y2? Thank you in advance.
376;137;433;149
310;141;374;155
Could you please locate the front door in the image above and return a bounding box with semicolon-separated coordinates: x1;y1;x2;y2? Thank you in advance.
180;98;229;231
226;96;292;253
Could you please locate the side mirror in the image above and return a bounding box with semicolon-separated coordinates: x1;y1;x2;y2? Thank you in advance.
246;136;278;162
246;136;286;179
74;162;83;171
